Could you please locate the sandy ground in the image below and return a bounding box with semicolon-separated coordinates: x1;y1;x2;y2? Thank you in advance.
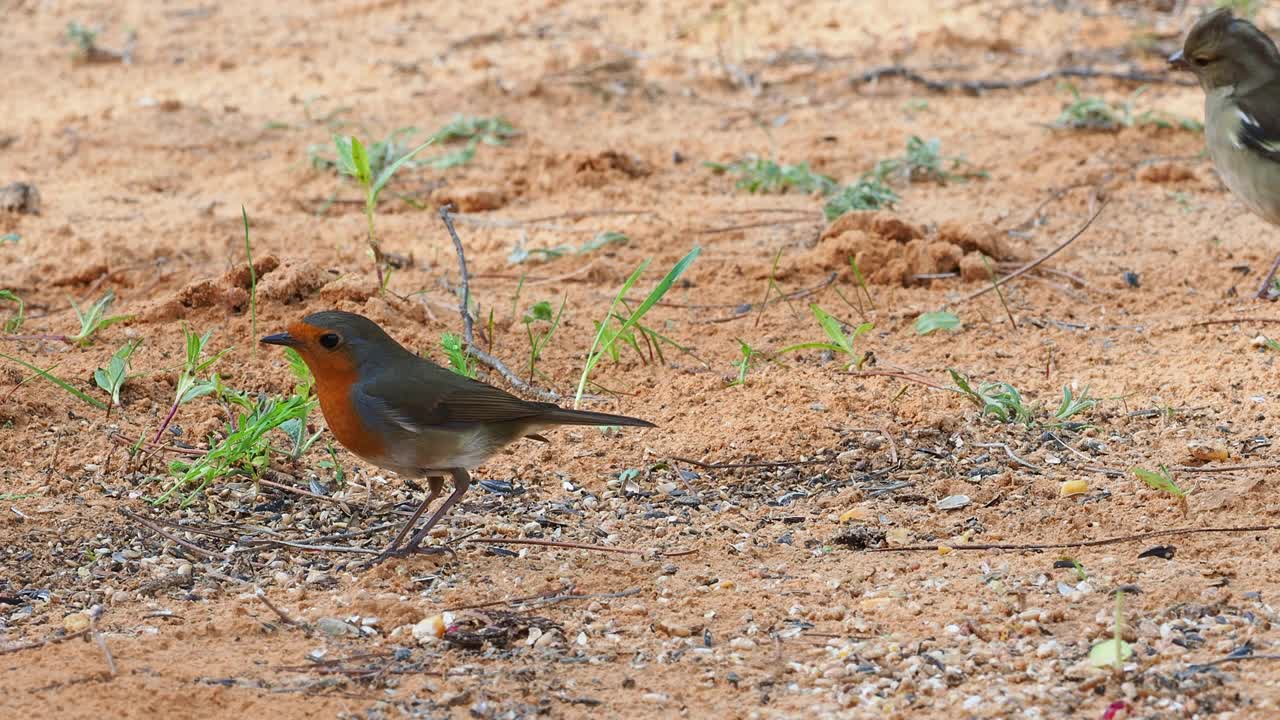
7;0;1280;718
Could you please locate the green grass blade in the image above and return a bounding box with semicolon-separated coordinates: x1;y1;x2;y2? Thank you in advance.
0;352;107;409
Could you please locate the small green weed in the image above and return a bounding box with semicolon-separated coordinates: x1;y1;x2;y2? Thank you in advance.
730;339;761;386
872;136;986;185
93;339;141;413
508;231;628;265
0;353;106;410
1053;84;1202;132
1055;385;1097;421
949;369;1033;425
1132;465;1185;498
523;298;566;382
574;247;701;406
0;290;24;333
706;157;837;195
158;392;317;506
152;326;230;442
1089;589;1134;671
822;177;899;219
334;133;436;289
69;290;131;346
778;304;873;370
441;332;477;378
66;21;99;58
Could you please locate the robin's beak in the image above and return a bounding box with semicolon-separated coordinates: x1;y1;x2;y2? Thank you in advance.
1168;49;1189;71
260;332;298;347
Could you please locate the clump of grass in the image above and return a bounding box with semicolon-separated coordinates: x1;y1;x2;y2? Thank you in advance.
426;114;519;169
872;136;986;185
440;332;476;378
574;247;701;406
508;231;628;265
0;290;24;333
93;339;141;415
66;22;100;60
950;370;1097;427
153;326;230;443
69;290;131;346
949;369;1033;425
822;177;899;219
1055;385;1097;421
523;298;566;382
1052;84;1202;132
334;133;436;290
705;156;837;195
157;392;317;506
778;304;873;370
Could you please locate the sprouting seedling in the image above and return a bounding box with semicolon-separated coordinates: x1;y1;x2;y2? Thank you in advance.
66;22;100;58
440;332;476;378
334;133;436;291
1132;465;1185;498
754;247;798;328
777;304;873;371
69;290;132;346
508;231;628;265
823;176;899;219
574;247;701;406
1052;84;1201;133
157;393;317;506
730;339;760;386
0;290;24;333
523;297;566;382
242;207;257;351
424;115;519;169
872;136;986;185
1055;385;1097;421
93;339;141;415
0;353;106;410
1055;557;1088;582
1089;588;1134;671
153;325;230;443
948;369;1033;425
706;156;837;195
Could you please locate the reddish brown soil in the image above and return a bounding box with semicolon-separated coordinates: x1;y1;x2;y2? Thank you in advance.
6;1;1280;718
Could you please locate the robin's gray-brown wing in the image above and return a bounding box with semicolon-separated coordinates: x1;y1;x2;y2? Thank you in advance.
353;359;557;435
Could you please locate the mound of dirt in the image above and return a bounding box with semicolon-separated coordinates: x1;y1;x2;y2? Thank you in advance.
807;211;1022;285
140;254;319;320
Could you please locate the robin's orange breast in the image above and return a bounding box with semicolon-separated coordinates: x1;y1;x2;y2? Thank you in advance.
314;369;387;465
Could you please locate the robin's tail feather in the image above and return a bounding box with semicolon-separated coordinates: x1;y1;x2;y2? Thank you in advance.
539;407;656;428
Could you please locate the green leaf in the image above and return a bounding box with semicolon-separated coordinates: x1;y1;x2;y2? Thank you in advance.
0;233;18;245
0;353;106;410
523;300;554;324
1132;465;1185;497
0;290;24;333
575;247;701;406
1088;638;1133;669
371;138;436;201
915;311;961;335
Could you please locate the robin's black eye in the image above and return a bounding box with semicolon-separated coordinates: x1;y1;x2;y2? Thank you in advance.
1192;56;1210;67
319;333;341;349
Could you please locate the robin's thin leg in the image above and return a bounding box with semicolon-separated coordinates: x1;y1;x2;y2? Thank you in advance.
377;476;443;559
1257;252;1280;299
400;468;470;554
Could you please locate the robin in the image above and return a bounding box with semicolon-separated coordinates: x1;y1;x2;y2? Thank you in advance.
261;310;655;561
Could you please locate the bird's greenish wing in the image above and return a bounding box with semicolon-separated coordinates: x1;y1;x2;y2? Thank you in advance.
356;364;555;433
1234;84;1280;163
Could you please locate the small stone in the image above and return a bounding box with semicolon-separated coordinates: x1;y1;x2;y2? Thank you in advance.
836;450;859;465
936;495;970;511
316;617;359;637
412;613;451;644
1060;479;1088;497
729;637;756;650
63;612;90;634
1187;441;1228;462
642;693;669;705
654;619;692;637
